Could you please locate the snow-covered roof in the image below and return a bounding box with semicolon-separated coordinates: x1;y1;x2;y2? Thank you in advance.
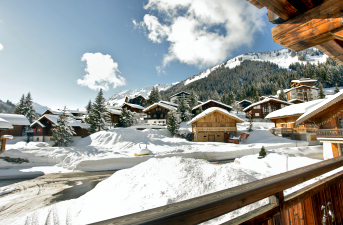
277;85;319;94
143;102;177;112
169;91;190;98
32;121;46;128
107;105;122;111
289;99;305;103
31;114;90;129
107;109;122;115
265;99;324;119
0;118;13;130
0;113;30;126
238;100;252;104
123;103;145;110
291;79;317;83
243;98;292;112
187;107;244;125
42;109;74;117
296;90;343;125
192;100;232;111
160;101;178;107
67;109;87;114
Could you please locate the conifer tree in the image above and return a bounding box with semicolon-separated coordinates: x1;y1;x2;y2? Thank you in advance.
258;146;267;159
147;86;161;105
86;100;92;114
89;89;110;132
188;89;198;112
212;90;220;101
318;82;326;99
178;96;192;122
23;92;37;123
278;85;288;101
13;94;25;115
52;107;76;147
167;110;180;137
334;83;340;94
118;108;134;127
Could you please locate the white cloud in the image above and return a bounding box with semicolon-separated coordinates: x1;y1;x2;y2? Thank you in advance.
156;65;166;76
77;53;126;91
135;0;265;68
0;43;3;50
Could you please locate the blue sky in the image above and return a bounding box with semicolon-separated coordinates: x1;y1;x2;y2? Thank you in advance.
0;0;282;109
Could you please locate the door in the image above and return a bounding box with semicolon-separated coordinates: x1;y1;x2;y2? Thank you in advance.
208;135;215;142
332;143;339;157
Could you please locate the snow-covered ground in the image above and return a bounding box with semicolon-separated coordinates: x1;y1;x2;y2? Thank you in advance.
10;151;340;225
324;86;343;95
0;121;312;177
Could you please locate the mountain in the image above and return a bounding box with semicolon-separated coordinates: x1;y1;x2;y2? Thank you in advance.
107;83;179;106
0;100;16;113
184;47;327;86
33;102;49;115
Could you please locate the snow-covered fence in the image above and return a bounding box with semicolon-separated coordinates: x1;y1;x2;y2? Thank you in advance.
90;156;343;225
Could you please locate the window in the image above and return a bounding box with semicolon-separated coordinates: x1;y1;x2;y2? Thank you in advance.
161;114;163;118
34;128;37;132
47;121;51;124
37;137;39;141
255;113;259;117
339;118;343;129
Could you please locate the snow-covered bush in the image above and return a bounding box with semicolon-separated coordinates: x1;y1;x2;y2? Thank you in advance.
52;107;76;147
167;110;181;137
118;109;134;127
258;146;267;159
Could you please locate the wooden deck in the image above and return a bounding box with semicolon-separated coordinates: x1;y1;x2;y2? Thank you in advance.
270;127;317;134
317;129;343;139
90;156;343;225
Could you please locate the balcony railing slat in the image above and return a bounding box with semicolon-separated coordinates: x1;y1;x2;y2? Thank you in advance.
316;129;343;138
90;156;343;225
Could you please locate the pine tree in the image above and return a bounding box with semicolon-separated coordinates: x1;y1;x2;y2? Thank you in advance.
248;115;253;132
23;92;37;123
232;101;242;115
258;146;267;159
52;107;76;147
167;110;180;137
278;85;288;101
188;89;198;112
118;108;134;127
318;82;326;99
147;86;161;105
86;100;92;114
89;89;110;132
178;96;192;122
334;83;340;94
212;90;220;101
13;94;25;115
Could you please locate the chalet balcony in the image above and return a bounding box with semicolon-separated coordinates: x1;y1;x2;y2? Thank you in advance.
316;129;343;138
270;127;317;134
194;127;237;132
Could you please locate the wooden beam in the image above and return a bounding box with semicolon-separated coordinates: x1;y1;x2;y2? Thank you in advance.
246;0;264;9
316;40;343;65
272;0;343;52
332;29;343;41
251;0;299;21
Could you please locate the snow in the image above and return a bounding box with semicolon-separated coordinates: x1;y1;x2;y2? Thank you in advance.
0;118;13;129
276;85;318;95
291;78;318;83
296;90;343;125
42;109;74;117
12;149;340;225
324;86;343;95
265;99;324;119
31;114;90;129
143;101;177;112
243;98;292;112
184;63;223;85
123;102;145;110
0;113;30;126
106;108;122;116
192;100;232;111
187;107;243;125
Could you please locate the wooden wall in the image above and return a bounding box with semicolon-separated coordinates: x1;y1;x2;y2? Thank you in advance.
123;105;143;113
1;125;25;136
271;115;300;128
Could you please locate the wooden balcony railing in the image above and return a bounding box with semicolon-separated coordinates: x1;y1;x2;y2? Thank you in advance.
317;129;343;138
270;127;317;134
194;127;237;132
90;156;343;225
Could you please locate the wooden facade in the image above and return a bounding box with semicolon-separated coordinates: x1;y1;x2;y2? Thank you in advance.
192;100;232;116
126;95;146;107
1;125;26;137
122;103;144;113
188;108;243;142
247;0;343;65
170;91;190;104
244;98;292;120
144;104;172;124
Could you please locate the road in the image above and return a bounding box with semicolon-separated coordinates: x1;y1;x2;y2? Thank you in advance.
0;170;116;224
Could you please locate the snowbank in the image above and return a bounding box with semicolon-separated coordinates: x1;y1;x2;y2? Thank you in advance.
14;153;341;225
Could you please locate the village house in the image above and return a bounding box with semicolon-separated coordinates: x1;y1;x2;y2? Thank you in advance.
30;114;90;142
290;78;317;88
295;91;343;159
0;113;31;137
243;98;292;121
278;85;319;102
265;99;324;145
64;109;87;121
143;101;178;125
192;100;232;116
238;100;252;109
106;106;122;126
42;109;74;117
125;95;147;107
122;103;145;113
170;91;190;104
187;107;244;142
0;118;14;151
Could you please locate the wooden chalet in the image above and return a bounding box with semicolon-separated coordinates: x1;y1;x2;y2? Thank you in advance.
169;91;190;104
187;107;244;142
30;114;90;142
290;78;317;88
0;113;30;137
106;107;122;125
266;99;324;145
143;101;177;125
125;95;147;107
279;85;319;102
243;98;292;121
122;103;145;113
42;109;74;117
192;100;232;116
0;118;13;151
296;91;343;159
238;99;252;109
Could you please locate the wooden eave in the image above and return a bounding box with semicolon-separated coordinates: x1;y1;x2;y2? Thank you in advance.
267;113;303;120
189;110;244;125
247;0;343;65
144;104;171;113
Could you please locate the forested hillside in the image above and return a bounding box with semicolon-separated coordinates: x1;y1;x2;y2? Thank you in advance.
160;58;343;105
0;100;15;113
